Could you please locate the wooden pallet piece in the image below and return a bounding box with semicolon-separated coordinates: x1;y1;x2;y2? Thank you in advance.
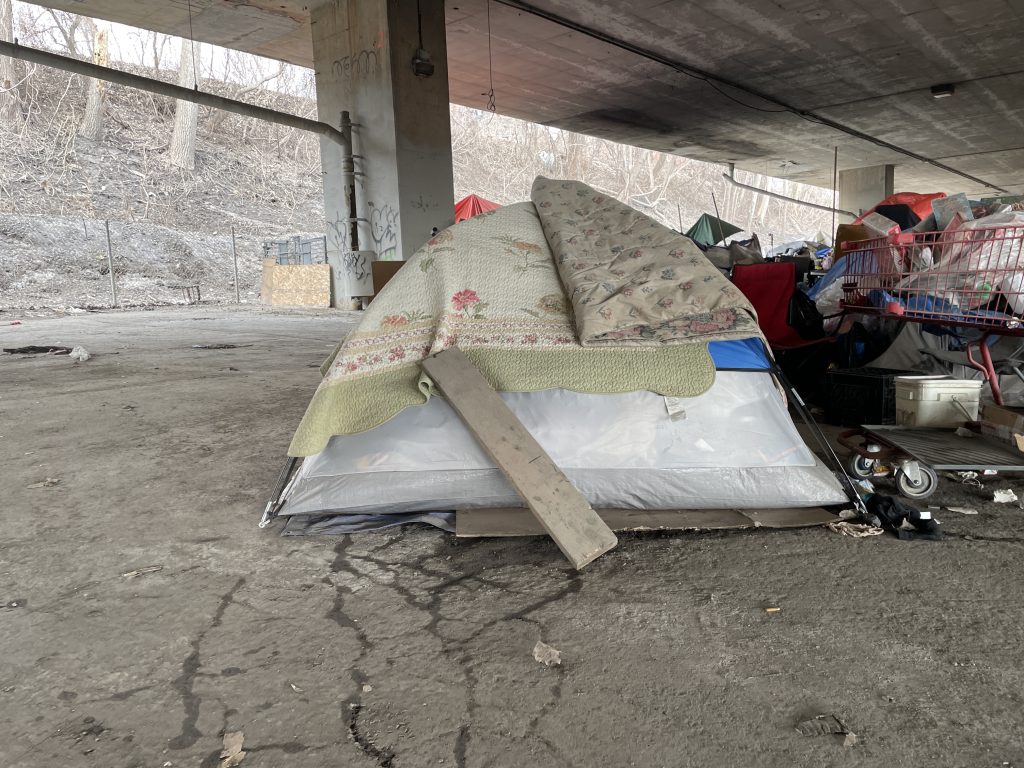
421;347;618;569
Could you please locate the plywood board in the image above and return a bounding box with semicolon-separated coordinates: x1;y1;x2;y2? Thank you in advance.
421;347;617;569
261;262;331;307
456;507;838;538
259;258;276;304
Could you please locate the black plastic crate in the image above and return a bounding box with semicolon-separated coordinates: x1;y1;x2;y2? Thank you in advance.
825;367;918;427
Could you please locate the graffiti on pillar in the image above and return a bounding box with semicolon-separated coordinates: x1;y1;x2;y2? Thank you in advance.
326;213;350;254
369;201;399;261
343;250;371;283
331;49;379;79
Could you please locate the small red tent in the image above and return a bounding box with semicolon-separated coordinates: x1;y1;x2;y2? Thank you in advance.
454;194;499;223
855;192;946;224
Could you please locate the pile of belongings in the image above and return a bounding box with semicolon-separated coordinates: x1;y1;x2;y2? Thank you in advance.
810;192;1024;327
684;212;764;270
274;178;848;535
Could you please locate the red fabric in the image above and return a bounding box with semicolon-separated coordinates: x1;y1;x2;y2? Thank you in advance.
454;194;500;223
854;192;946;224
732;262;808;349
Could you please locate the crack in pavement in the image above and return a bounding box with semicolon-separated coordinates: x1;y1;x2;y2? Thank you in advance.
167;577;246;751
331;537;584;768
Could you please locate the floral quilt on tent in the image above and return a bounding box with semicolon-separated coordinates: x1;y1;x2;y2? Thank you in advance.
288;189;763;457
532;177;760;345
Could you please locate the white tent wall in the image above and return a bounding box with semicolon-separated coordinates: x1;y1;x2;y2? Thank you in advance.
279;372;847;518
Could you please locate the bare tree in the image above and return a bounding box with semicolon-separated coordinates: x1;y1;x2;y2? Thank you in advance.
0;0;20;125
78;21;107;141
44;8;85;58
167;37;200;169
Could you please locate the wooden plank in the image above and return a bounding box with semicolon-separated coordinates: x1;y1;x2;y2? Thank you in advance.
456;507;838;538
421;348;617;569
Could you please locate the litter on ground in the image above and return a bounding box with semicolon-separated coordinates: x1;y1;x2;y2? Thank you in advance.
533;640;561;666
993;489;1019;504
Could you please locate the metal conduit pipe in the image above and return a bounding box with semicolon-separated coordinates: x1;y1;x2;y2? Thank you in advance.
0;40;350;149
722;172;858;219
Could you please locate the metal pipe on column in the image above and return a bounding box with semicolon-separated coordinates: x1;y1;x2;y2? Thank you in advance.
340;111;359;252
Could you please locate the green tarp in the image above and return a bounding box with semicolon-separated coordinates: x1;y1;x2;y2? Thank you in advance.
685;213;743;248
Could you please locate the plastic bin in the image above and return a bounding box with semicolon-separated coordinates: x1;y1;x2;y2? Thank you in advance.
894;376;984;427
825;367;918;426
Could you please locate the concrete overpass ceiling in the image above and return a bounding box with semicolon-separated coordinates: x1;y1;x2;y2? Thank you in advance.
19;0;1024;195
446;0;1024;195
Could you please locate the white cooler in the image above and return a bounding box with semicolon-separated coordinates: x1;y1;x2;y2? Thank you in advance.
894;375;984;427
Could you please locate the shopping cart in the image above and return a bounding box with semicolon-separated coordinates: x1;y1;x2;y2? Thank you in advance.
840;220;1024;404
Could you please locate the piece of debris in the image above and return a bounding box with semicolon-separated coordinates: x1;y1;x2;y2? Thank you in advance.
3;345;72;355
26;477;60;489
289;683;304;693
945;471;983;488
362;684;373;693
796;714;856;747
9;320;21;325
765;607;781;613
533;640;561;666
69;345;90;362
219;730;245;768
121;565;163;579
945;506;979;515
955;426;976;438
192;343;251;350
827;521;884;538
993;488;1018;504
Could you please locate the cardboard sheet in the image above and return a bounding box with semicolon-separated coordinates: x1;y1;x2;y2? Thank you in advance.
455;507;838;537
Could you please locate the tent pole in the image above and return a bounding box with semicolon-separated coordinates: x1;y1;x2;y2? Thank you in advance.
764;342;868;516
259;456;299;528
710;192;725;245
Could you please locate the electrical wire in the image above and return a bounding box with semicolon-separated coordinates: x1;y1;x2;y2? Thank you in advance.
485;0;496;112
492;0;1009;193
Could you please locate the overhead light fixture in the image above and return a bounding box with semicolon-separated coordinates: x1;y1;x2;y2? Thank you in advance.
931;83;955;99
412;48;434;78
412;0;435;77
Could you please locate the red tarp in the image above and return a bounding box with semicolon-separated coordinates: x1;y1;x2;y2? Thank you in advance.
454;194;499;223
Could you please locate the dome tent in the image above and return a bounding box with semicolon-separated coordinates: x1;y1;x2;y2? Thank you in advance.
267;179;851;560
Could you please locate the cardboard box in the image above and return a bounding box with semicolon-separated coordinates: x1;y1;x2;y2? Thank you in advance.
372;260;405;296
980;403;1024;453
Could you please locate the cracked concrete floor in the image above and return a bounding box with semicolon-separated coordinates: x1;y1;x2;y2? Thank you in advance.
3;306;1024;768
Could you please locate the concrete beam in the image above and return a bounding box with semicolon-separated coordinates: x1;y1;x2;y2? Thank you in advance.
0;39;348;148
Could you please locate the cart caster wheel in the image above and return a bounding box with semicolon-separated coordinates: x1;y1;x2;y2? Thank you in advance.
846;453;876;479
895;466;938;500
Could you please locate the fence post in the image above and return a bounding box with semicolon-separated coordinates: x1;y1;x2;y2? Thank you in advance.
105;220;118;307
231;226;240;304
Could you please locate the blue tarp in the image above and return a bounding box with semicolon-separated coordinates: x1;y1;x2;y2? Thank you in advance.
708;338;771;370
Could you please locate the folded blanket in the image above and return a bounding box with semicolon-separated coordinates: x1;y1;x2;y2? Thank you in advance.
288;201;723;457
532;177;760;346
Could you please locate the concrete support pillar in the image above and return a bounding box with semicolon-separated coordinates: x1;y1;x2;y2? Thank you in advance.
311;0;455;304
838;164;895;218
